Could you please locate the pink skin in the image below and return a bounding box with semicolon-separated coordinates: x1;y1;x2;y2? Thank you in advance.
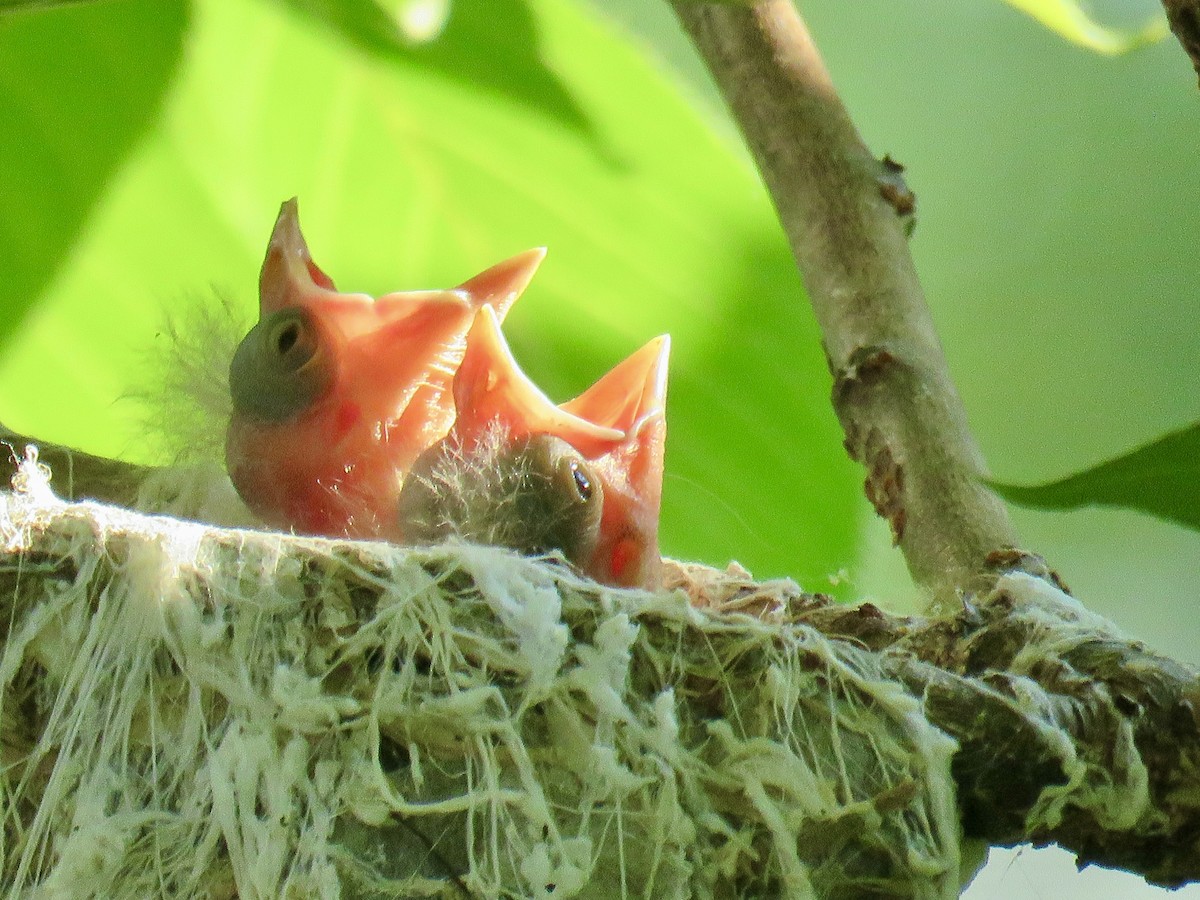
227;199;670;590
448;306;670;589
226;199;545;538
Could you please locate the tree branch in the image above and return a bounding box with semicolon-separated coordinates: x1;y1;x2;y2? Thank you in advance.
811;571;1200;888
0;423;254;530
660;8;1200;884
670;0;1018;600
1163;0;1200;86
0;423;151;507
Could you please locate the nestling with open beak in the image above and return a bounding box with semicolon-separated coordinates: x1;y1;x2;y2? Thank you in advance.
226;199;544;538
398;306;669;589
226;199;669;589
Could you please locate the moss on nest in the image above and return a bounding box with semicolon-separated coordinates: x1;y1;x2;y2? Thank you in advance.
0;457;960;898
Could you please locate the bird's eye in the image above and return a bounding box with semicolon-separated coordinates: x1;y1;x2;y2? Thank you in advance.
568;459;593;501
497;434;603;561
396;431;606;566
273;320;301;356
263;311;318;371
229;307;334;421
540;441;603;558
548;446;599;512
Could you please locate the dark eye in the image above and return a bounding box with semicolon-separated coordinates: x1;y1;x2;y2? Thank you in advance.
569;459;593;501
262;311;318;372
229;307;333;421
273;320;301;356
500;434;605;561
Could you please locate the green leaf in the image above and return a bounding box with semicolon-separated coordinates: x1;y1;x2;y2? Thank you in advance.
390;0;451;44
0;0;187;351
0;0;862;587
273;0;599;140
991;422;1200;530
1001;0;1168;54
0;0;104;11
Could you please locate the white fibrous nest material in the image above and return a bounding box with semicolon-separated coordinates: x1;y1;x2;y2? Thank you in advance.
0;458;961;899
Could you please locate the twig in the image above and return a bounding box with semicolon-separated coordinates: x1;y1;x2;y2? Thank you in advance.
1163;0;1200;85
670;0;1018;601
812;573;1200;888
0;424;151;507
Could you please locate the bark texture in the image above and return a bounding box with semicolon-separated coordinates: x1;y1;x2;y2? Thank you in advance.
662;2;1200;886
1163;0;1200;85
1;424;151;506
669;0;1018;601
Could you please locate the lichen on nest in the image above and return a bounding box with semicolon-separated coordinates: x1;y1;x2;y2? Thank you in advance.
0;458;960;898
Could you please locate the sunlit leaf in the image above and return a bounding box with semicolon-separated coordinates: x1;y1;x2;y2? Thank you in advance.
1002;0;1168;54
991;422;1200;530
0;0;861;586
274;0;597;139
0;0;186;351
391;0;451;43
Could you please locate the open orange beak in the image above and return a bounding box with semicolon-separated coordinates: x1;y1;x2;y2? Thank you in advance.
449;306;670;589
226;199;546;536
260;199;544;320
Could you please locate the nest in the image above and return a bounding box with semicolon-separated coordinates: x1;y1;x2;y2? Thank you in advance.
0;456;961;898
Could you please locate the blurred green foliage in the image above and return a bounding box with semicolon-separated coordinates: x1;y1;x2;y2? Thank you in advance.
991;423;1200;531
595;0;1200;626
0;0;861;591
0;0;186;349
1000;0;1167;53
2;0;1197;624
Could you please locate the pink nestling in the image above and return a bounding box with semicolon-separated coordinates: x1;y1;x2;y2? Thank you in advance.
397;306;669;589
226;200;669;589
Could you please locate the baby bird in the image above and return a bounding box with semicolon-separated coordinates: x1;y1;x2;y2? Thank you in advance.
395;426;605;566
227;200;669;589
225;199;544;538
400;306;669;589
